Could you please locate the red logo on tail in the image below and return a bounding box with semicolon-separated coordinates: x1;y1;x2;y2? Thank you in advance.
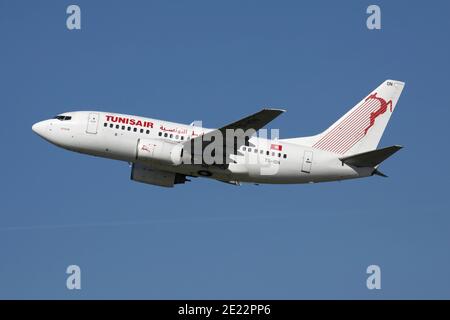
363;93;393;135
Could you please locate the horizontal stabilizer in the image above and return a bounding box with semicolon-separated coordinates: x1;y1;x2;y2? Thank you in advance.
339;145;403;167
372;168;388;177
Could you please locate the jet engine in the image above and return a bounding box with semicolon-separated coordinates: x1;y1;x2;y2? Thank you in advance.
136;138;183;165
131;163;188;188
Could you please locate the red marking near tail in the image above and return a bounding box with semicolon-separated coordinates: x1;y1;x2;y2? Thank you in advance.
363;93;393;135
271;144;282;151
312;91;394;154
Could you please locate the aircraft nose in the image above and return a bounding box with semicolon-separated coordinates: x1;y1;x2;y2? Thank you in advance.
32;120;47;137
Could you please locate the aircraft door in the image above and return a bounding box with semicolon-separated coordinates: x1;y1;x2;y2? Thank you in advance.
301;150;313;173
86;112;99;134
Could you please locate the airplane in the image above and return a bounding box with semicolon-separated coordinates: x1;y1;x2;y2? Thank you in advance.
32;79;404;187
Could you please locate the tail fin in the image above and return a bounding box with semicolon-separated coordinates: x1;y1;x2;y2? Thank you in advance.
309;80;404;155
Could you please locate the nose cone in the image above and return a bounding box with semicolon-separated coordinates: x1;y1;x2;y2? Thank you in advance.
32;121;47;137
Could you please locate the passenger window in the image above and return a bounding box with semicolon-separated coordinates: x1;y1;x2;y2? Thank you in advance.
243;147;246;151
140;129;144;133
254;149;258;153
109;124;113;128
170;134;173;138
133;128;137;132
266;151;269;155
248;148;252;152
146;130;150;134
104;123;107;127
122;126;125;130
181;136;184;140
127;127;131;131
272;152;275;156
116;125;119;129
260;150;263;154
158;132;162;136
283;154;287;159
164;133;168;137
278;153;281;157
175;135;179;139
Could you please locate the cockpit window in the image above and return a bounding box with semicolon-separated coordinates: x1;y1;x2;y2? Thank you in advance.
54;115;72;121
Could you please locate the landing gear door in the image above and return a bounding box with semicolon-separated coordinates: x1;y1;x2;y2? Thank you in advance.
301;150;313;173
86;112;99;134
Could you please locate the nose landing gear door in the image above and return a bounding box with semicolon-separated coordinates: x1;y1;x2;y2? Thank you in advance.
301;150;313;173
86;112;99;134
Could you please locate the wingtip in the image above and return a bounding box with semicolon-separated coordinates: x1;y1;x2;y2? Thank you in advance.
263;107;286;113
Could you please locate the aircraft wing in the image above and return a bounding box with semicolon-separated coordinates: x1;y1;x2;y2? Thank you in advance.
183;108;285;166
209;108;285;133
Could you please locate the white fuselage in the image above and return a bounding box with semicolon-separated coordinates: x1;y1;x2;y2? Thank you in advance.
32;111;373;185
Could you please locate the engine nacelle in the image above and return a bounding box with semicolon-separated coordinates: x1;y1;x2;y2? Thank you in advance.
131;163;188;188
136;138;183;165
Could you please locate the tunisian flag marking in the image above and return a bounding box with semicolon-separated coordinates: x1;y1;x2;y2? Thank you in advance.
271;144;282;151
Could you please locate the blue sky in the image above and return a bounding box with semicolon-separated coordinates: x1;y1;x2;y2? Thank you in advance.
0;0;449;299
